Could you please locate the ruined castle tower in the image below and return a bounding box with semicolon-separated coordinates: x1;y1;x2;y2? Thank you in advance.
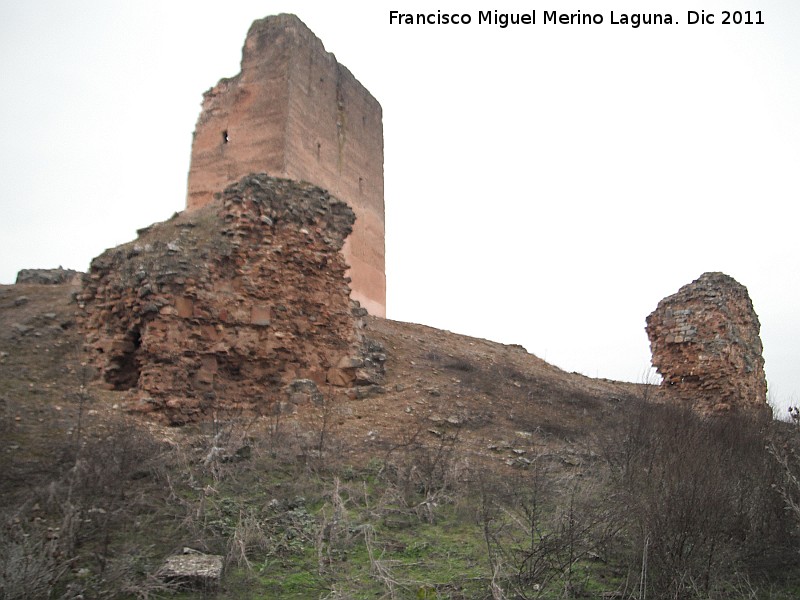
186;14;385;317
646;272;769;416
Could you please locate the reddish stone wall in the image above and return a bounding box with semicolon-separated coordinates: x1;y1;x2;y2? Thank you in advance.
80;175;376;424
186;14;385;318
645;272;768;416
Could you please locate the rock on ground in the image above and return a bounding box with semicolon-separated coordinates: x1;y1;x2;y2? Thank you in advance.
159;549;224;590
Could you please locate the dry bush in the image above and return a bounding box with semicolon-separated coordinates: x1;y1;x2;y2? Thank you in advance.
378;421;466;523
195;412;258;483
0;522;72;600
477;457;615;599
769;407;800;530
608;401;793;598
0;408;176;599
227;509;273;571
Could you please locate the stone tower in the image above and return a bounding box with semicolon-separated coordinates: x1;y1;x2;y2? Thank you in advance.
645;272;768;416
186;14;385;317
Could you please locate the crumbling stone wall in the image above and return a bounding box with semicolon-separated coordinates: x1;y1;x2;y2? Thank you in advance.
80;174;381;424
16;268;81;285
186;14;386;318
645;272;768;416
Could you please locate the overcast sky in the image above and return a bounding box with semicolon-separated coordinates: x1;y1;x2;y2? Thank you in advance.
1;1;798;415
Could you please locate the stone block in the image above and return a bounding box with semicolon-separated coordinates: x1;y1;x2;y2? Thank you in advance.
327;367;355;387
250;304;271;326
175;296;194;318
160;550;223;590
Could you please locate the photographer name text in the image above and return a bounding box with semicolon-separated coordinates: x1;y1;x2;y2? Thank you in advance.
388;10;765;28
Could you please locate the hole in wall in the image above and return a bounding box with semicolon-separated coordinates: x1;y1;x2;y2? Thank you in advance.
105;326;142;390
222;130;229;144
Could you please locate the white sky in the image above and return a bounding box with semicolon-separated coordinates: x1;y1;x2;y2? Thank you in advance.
1;1;798;415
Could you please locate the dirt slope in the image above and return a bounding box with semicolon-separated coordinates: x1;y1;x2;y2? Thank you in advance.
1;281;644;494
330;316;641;463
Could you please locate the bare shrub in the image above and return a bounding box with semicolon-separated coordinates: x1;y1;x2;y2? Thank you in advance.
0;409;175;599
315;477;354;573
227;509;271;571
0;522;71;599
362;524;407;599
196;411;258;483
379;421;466;523
770;407;800;529
443;358;476;373
478;457;615;599
608;401;793;598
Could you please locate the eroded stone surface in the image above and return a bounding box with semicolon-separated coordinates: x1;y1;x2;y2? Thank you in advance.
79;174;381;424
186;14;385;317
16;268;81;285
646;272;768;416
160;549;223;590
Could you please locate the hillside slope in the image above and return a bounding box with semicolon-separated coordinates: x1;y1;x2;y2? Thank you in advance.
2;280;798;600
1;279;642;482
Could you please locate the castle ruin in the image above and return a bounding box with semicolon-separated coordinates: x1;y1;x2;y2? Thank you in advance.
646;272;769;416
80;175;384;424
186;14;385;317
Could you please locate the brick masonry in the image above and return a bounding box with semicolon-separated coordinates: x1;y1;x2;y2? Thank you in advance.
186;14;385;317
646;272;768;416
79;175;382;424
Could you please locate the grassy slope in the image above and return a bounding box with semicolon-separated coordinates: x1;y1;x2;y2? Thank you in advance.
1;282;799;600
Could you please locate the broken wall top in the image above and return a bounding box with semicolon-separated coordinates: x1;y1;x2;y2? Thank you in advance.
16;268;81;285
80;174;376;424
